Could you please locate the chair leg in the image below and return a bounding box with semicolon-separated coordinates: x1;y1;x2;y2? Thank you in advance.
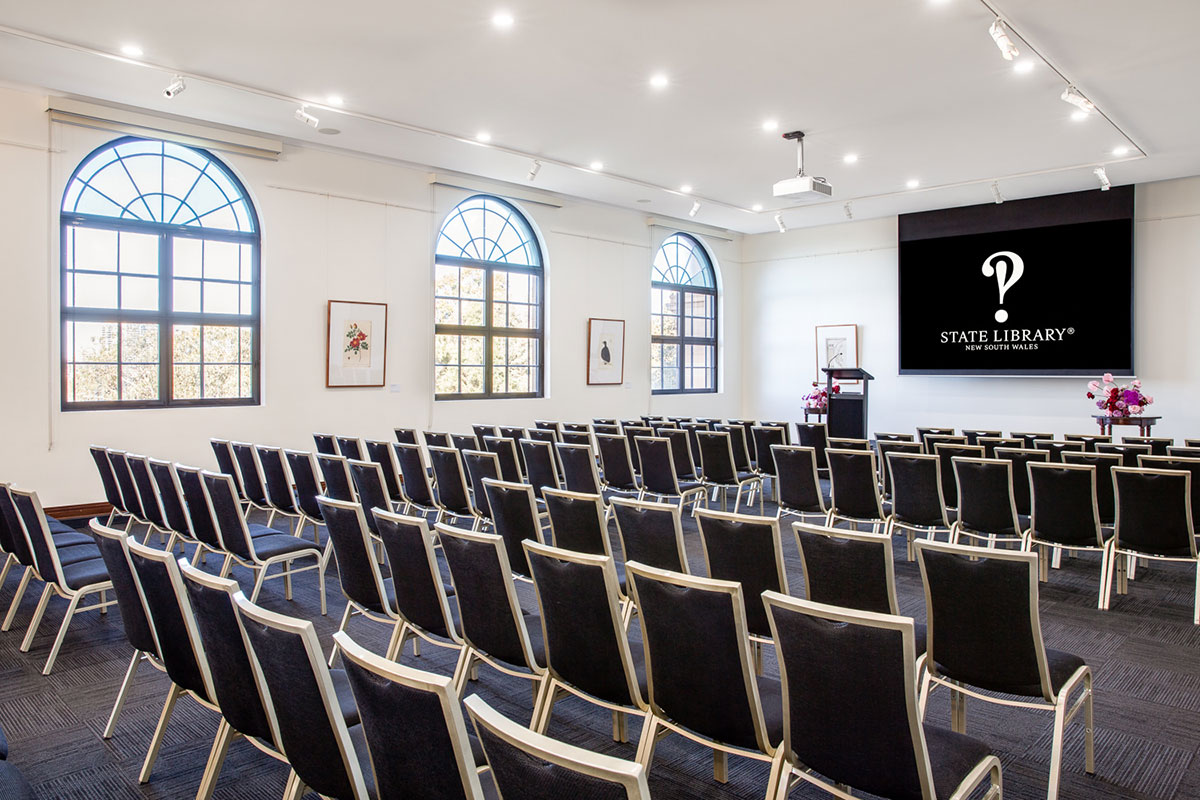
384;621;407;661
19;583;55;653
328;604;355;667
451;648;473;695
713;749;728;783
1099;544;1113;610
764;746;792;800
1083;672;1096;774
612;710;629;743
196;718;238;800
43;589;87;675
2;567;32;631
1047;694;1069;800
103;651;144;738
318;556;327;617
249;566;267;604
0;552;14;588
140;683;183;783
282;771;306;800
634;715;659;771
532;678;557;734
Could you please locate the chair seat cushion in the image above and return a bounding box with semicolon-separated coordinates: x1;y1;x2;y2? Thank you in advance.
48;518;78;536
251;533;321;561
51;530;94;548
678;481;704;494
60;556;110;591
936;648;1086;698
345;723;378;800
56;542;103;566
247;523;284;539
924;724;994;800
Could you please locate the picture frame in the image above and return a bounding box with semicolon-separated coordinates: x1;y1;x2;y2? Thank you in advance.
587;318;625;385
815;323;859;385
326;300;388;387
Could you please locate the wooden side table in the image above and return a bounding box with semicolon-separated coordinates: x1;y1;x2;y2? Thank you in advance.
1092;414;1161;436
803;409;827;422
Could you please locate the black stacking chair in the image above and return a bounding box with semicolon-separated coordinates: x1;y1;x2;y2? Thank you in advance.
201;471;327;614
435;524;547;701
209;439;247;506
542;488;616;561
714;423;755;473
451;433;480;458
760;420;791;444
826;448;886;531
611;497;689;575
1011;431;1054;449
364;439;405;508
625;562;782;782
680;422;707;466
481;479;545;580
915;426;955;451
91;445;130;528
9;487;113;674
1025;463;1108;593
333;631;493;800
1139;455;1200;534
524;542;648;742
283;450;328;545
373;509;464;659
534;420;562;436
428;446;478;528
951;457;1024;548
1168;446;1200;459
877;440;923;500
771;445;829;522
231;442;274;517
659;428;700;484
1064;433;1111;452
424;430;452;449
933;443;984;509
89;521;166;740
728;419;759;462
520;438;561;499
885;452;951;561
635;437;706;512
1105;467;1200;623
762;591;1002;800
828;437;870;450
335;435;365;462
596;434;641;496
472;423;499;443
466;694;652;800
1123;436;1173;456
977;436;1022;459
561;430;593;448
499;425;527;441
313;433;339;455
924;434;967;455
1097;442;1153;467
556;442;603;495
233;593;373;800
695;510;788;672
593;423;622;436
1062;451;1120;526
461;449;502;527
525;427;559;447
1187;438;1200;448
392;442;441;519
1033;439;1086;463
594;418;618;427
752;426;789;501
994;446;1050;517
317;453;356;503
560;421;590;433
696;431;763;514
125;537;223;784
256;445;305;536
173;465;233;565
483;436;524;483
962;428;1002;446
622;425;654;473
874;432;916;443
319;497;403;662
126;454;171;544
393;427;419;445
915;540;1095;800
794;422;829;472
108;449;149;529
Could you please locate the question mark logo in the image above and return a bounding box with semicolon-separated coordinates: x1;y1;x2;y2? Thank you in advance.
982;251;1024;323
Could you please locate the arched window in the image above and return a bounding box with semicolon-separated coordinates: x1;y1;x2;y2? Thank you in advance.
651;233;717;393
60;136;260;408
434;195;543;398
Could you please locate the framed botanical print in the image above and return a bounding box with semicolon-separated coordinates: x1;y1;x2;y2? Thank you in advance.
815;323;859;384
326;300;388;387
587;318;625;385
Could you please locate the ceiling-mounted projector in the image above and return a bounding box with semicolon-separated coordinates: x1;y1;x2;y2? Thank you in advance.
773;130;833;200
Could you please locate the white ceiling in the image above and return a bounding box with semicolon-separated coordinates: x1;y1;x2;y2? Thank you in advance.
0;0;1197;233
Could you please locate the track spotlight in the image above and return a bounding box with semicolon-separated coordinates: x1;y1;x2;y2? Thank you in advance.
527;160;542;181
162;75;186;99
1061;85;1095;114
991;182;1004;204
775;213;787;234
844;202;853;220
988;18;1019;61
1094;166;1111;191
689;201;701;218
294;106;319;128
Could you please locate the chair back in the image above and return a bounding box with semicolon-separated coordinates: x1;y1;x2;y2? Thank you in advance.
752;427;788;476
231;442;268;504
173;465;224;550
89;446;126;511
977;436;1022;459
611;497;688;574
312;433;338;455
436;525;541;671
1011;431;1053;449
1139;455;1200;530
953;457;1020;537
392;443;437;509
915;540;1056;701
827;448;884;521
794;423;829;469
915;427;955;451
520;439;561;498
696;431;738;484
284;450;326;522
1113;467;1196;557
126;454;166;529
1032;439;1086;462
593;424;622;436
728;420;759;461
828;437;870;451
450;433;479;457
209;440;245;501
1063;433;1111;452
695;510;787;638
886;453;948;528
874;432;915;443
793;523;897;615
525;542;644;709
1096;442;1152;467
933;444;983;508
0;484;30;564
763;593;938;800
962;429;1002;446
622;426;653;472
525;427;558;446
334;632;487;800
393;427;418;445
10;489;71;585
108;450;146;520
924;435;967;454
993;447;1050;515
364;439;404;505
335;436;365;462
234;594;370;800
660;429;697;481
483;436;524;483
561;422;590;433
543;488;610;557
428;446;473;517
1169;446;1200;459
498;425;527;442
714;424;753;471
148;459;197;543
200;471;254;560
534;420;561;435
472;424;499;443
626;563;773;753
595;434;638;492
771;445;826;516
635;437;682;497
1028;463;1104;547
481;479;544;576
423;430;451;449
760;421;791;444
256;446;297;515
1124;436;1173;456
877;441;922;498
461;450;501;521
316;453;356;503
556;443;602;494
1061;451;1120;524
374;510;459;640
560;430;593;448
88;521;158;655
318;497;392;614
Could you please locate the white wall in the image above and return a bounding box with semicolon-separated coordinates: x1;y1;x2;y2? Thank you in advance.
741;176;1200;440
0;86;743;505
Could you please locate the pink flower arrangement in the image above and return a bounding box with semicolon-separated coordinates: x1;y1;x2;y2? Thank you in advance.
803;379;840;411
1086;373;1152;417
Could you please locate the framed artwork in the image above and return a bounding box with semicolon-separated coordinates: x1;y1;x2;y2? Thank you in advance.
326;300;388;387
587;318;625;385
815;323;859;384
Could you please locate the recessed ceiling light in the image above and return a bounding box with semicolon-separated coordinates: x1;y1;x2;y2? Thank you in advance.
679;184;693;194
589;160;604;171
637;199;652;204
649;73;670;90
1070;110;1089;122
476;131;492;143
843;153;859;164
318;128;341;136
1013;59;1035;74
120;43;143;58
751;203;763;212
326;95;344;107
1112;145;1130;156
906;179;921;189
762;119;778;132
492;10;515;28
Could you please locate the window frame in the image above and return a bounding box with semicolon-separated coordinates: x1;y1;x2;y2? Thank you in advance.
59;137;261;411
433;195;545;401
651;233;718;395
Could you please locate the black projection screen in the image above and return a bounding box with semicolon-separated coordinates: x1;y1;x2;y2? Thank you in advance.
897;186;1134;377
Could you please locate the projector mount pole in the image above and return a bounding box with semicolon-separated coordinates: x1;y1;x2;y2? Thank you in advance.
783;130;806;177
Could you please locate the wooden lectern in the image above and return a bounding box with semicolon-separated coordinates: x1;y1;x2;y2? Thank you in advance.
821;367;874;440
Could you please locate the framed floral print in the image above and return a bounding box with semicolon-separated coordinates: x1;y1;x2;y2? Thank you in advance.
326;300;388;387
